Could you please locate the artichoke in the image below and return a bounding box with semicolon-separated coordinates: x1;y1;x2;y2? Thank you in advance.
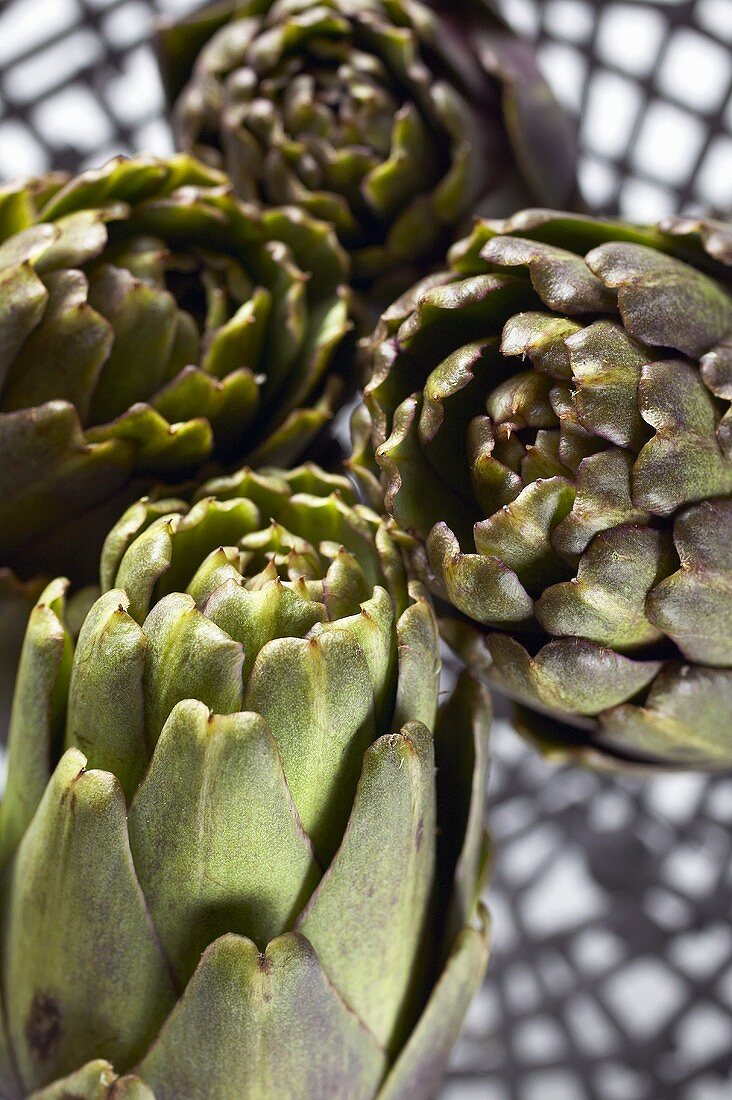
0;462;490;1099
358;210;732;769
0;154;353;589
157;0;577;296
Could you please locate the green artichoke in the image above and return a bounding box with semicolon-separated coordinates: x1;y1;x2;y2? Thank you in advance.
0;154;353;589
357;210;732;770
0;462;490;1099
157;0;576;296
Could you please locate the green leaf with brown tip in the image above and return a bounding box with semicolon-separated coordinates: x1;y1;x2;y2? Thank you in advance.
701;334;732;401
587;241;732;358
474;477;574;592
0;179;37;241
3;750;175;1092
537;525;675;650
128;700;320;984
113;517;178;625
0;579;72;866
393;593;440;732
186;547;244;607
2;270;112;420
160;496;262;596
482;632;662;717
380;395;476;547
0;223;59;269
486;369;556;432
244;629;377;862
427;522;534;626
32;208;113;274
277;492;381;587
151;366;262;457
599;664;732;768
28;1061;155;1100
142;593;244;746
205;577;327;681
480;236;616;314
299;722;435;1053
202;286;272;377
635;359;732;514
0;263;48;388
552;448;649;558
500;311;579;380
647;500;732;666
420;339;493;443
322;548;372;620
396;275;532;369
100;498;187;595
363;104;433;218
136;933;387;1100
565;321;650;449
314;585;396;726
64;590;148;800
467;415;523;515
87;404;213;472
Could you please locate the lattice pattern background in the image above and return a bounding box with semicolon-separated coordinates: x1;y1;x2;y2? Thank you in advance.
1;1;732;1098
445;721;732;1100
494;0;732;220
1;0;731;219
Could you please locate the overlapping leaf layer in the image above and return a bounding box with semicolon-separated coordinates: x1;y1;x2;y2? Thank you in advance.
360;211;732;768
159;0;576;293
0;155;354;584
0;464;490;1099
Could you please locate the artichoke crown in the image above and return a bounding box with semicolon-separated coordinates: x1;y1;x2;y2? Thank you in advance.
360;211;732;768
0;464;490;1100
0;155;353;581
159;0;576;290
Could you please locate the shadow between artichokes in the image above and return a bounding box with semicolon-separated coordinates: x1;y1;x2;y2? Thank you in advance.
0;153;356;738
157;0;577;301
355;210;732;770
0;463;491;1099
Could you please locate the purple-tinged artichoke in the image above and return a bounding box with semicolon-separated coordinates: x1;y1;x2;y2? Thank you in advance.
357;210;732;770
157;0;577;298
0;154;354;589
0;463;490;1099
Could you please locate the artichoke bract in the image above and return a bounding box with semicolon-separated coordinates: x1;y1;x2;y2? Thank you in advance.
0;463;490;1099
157;0;576;295
359;210;732;770
0;154;353;588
